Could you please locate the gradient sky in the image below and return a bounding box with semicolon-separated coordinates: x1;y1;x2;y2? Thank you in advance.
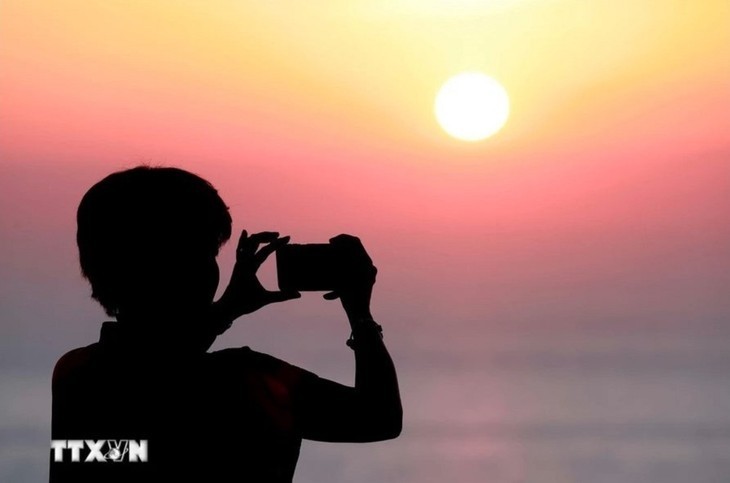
1;1;729;482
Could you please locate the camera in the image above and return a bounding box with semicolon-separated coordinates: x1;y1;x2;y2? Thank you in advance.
276;243;340;292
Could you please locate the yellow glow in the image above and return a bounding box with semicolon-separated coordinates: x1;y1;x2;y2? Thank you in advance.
435;72;510;142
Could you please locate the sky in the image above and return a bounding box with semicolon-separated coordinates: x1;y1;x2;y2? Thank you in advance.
1;1;729;482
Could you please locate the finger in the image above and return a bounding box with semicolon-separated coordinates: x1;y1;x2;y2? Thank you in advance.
236;229;252;257
238;231;280;260
236;229;248;247
248;231;280;243
254;236;290;265
329;234;367;255
329;234;372;266
267;290;301;304
323;291;339;300
329;234;360;245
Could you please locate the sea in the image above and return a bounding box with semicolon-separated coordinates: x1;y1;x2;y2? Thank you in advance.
2;328;729;482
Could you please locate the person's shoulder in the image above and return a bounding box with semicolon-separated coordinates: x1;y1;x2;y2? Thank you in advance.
52;344;98;385
208;347;318;381
208;346;282;369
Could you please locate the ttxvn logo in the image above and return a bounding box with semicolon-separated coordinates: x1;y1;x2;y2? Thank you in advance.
51;440;148;463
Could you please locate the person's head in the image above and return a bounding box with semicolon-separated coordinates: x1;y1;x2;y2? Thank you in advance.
77;165;232;321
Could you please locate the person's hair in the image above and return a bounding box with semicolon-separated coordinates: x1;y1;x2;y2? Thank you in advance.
76;165;232;316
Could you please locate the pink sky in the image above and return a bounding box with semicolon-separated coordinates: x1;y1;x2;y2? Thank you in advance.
2;1;729;335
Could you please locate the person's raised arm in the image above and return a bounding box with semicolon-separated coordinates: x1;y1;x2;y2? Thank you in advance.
297;235;402;442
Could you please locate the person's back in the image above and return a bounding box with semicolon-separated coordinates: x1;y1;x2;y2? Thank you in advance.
51;166;402;482
53;330;312;482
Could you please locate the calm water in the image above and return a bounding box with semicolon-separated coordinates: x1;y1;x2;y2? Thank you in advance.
3;330;730;482
297;331;730;483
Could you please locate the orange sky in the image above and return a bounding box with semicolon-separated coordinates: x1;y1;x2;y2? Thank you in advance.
3;1;728;156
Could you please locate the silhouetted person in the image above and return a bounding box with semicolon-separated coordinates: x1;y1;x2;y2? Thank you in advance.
51;166;402;482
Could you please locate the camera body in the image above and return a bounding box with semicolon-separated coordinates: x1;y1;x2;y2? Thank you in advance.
276;243;339;292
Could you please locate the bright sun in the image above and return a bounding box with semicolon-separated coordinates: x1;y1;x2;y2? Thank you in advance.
435;72;510;142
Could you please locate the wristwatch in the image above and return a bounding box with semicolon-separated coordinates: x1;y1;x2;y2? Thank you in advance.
346;318;383;350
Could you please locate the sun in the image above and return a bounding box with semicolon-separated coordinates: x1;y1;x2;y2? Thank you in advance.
435;72;510;142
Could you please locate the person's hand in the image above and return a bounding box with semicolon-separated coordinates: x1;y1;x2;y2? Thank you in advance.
215;230;301;323
323;234;377;322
